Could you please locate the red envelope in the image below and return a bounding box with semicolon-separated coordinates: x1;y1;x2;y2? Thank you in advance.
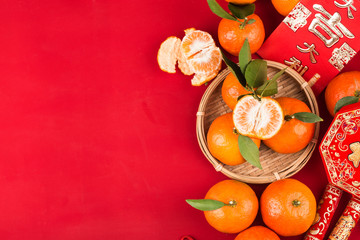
258;0;360;95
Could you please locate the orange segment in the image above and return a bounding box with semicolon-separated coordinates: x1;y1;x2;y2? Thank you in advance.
177;50;194;76
188;47;221;75
157;36;181;73
233;96;284;140
191;70;218;86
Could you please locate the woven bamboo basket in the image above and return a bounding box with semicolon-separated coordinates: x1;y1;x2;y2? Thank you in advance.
196;60;320;184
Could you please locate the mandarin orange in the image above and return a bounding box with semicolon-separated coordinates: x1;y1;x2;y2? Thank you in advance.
204;179;258;233
218;14;265;56
325;71;360;116
271;0;300;16
222;73;253;110
263;97;315;154
235;226;280;240
207;112;261;166
181;28;222;86
225;0;256;4
261;178;316;237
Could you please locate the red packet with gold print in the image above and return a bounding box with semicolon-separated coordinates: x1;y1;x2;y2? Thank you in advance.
307;102;360;240
257;0;360;95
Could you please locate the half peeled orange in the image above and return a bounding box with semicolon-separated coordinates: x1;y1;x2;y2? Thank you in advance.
181;28;221;86
157;28;221;86
233;95;284;140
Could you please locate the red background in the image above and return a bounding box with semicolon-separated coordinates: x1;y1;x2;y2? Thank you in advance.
1;0;360;239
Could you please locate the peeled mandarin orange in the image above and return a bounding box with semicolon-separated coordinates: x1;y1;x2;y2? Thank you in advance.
233;95;284;140
157;29;221;86
180;28;222;86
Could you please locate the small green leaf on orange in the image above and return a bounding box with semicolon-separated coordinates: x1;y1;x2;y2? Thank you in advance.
221;50;247;88
186;199;225;211
245;59;267;88
255;68;285;97
207;0;237;21
238;134;261;169
228;3;255;19
291;112;323;123
238;38;251;74
334;96;360;114
247;18;256;25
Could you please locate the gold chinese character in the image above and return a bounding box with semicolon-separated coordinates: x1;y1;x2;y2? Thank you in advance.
297;43;319;63
329;42;356;71
284;57;308;75
309;4;355;47
334;0;357;19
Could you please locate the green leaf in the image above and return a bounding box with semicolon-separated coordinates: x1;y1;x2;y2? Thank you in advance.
221;50;247;88
292;112;323;123
186;199;225;211
269;67;286;83
228;3;255;19
238;134;262;169
334;96;360;114
247;19;256;25
239;38;251;74
255;67;286;97
207;0;237;21
245;59;267;88
256;80;278;97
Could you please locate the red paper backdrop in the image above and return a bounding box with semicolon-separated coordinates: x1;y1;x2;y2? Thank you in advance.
0;0;359;239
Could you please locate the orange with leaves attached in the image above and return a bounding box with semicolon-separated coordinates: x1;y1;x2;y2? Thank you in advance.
207;112;261;165
218;14;265;56
221;73;253;110
263;97;315;154
325;71;360;116
204;179;258;233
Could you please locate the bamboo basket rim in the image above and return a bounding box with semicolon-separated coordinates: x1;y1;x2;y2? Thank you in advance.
196;60;320;184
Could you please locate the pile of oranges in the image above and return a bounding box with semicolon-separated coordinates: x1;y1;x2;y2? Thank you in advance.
187;178;317;239
204;0;322;168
